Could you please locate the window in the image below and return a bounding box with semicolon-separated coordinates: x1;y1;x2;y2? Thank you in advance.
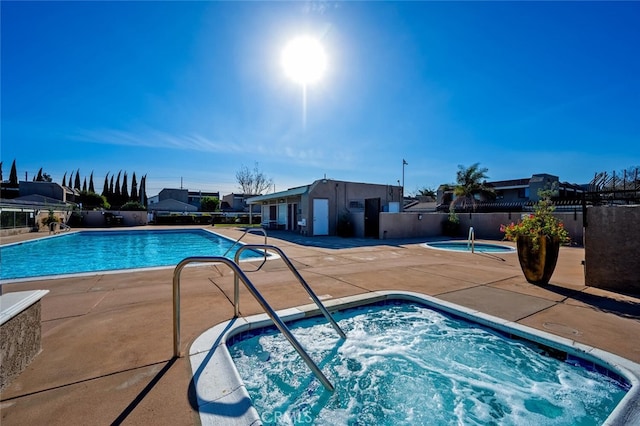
349;200;364;210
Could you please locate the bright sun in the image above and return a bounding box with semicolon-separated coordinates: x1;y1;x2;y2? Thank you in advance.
281;36;327;86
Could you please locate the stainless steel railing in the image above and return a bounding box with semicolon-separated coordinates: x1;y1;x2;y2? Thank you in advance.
216;227;269;274
234;244;346;340
172;254;342;392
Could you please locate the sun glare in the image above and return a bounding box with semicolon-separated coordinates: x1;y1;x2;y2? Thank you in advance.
281;36;327;86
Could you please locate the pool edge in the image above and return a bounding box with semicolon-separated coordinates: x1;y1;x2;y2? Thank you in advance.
189;290;640;426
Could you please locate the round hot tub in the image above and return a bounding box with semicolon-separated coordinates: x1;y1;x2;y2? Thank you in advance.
424;241;516;253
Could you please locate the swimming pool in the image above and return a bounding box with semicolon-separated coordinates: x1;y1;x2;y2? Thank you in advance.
0;229;266;281
189;292;640;425
425;240;516;253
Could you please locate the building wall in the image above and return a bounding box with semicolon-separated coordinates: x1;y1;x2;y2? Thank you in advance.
379;211;584;242
77;210;148;227
584;205;640;294
306;180;401;236
529;174;559;201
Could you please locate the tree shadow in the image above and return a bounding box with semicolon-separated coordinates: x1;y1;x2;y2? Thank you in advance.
543;282;640;320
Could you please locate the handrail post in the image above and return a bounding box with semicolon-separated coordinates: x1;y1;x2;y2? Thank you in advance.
233;273;240;317
468;226;475;254
172;262;185;358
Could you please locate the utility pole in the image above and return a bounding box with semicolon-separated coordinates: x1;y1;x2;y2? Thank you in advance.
402;159;408;198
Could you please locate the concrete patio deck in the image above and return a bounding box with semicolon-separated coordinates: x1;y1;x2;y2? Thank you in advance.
1;226;639;425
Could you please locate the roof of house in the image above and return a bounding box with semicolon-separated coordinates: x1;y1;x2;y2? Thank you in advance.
147;199;197;212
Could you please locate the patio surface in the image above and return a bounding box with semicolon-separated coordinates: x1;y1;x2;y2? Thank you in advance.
1;226;639;425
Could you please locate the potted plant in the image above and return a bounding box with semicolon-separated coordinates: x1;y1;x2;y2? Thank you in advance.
500;191;570;285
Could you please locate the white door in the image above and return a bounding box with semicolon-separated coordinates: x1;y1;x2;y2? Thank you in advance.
278;203;287;228
313;198;329;235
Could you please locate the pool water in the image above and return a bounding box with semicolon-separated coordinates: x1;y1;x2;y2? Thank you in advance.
228;302;627;425
425;241;516;253
1;229;264;280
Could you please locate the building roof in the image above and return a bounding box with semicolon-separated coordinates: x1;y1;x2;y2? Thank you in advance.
147;199;197;212
246;185;309;204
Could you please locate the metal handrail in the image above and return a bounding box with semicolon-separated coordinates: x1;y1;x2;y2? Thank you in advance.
467;226;475;253
234;244;347;340
220;227;269;273
172;256;337;392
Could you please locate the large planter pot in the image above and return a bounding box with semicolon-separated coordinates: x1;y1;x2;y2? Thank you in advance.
516;236;560;285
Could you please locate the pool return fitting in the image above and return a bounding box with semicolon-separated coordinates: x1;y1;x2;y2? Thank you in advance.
172;245;346;392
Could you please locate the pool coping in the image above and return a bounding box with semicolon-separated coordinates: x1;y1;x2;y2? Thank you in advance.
188;290;640;426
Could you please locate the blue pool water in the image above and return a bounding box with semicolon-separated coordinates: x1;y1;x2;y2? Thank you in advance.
425;241;516;253
228;301;627;425
1;229;265;280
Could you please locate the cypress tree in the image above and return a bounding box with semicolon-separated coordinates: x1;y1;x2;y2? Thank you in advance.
62;172;67;187
9;160;18;187
102;173;109;197
74;169;81;190
36;168;43;181
122;172;129;200
139;174;147;205
89;171;95;193
83;177;87;192
109;175;115;194
0;161;3;182
114;171;122;207
114;171;121;197
130;172;138;201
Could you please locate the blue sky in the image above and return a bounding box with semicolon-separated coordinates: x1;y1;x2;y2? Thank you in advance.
2;1;638;197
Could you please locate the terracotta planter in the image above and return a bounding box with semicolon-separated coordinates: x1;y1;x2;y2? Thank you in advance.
516;236;560;285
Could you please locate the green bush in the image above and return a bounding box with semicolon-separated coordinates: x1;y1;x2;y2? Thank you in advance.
78;191;110;210
41;209;59;228
120;201;146;211
200;196;220;212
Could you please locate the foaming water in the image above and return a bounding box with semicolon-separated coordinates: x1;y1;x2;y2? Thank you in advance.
228;302;627;425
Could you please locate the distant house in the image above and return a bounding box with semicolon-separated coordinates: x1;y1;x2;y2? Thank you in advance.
18;181;78;204
147;199;197;213
188;190;219;210
403;196;438;213
436;173;584;211
220;193;260;213
246;178;403;237
148;188;219;211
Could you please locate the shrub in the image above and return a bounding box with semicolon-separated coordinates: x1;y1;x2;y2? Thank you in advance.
78;191;110;210
41;209;59;228
200;196;220;212
120;201;146;211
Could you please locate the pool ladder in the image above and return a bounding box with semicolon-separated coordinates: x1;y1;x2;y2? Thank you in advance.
172;244;346;392
467;226;475;253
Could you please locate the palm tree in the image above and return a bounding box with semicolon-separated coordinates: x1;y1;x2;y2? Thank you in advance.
453;163;495;211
